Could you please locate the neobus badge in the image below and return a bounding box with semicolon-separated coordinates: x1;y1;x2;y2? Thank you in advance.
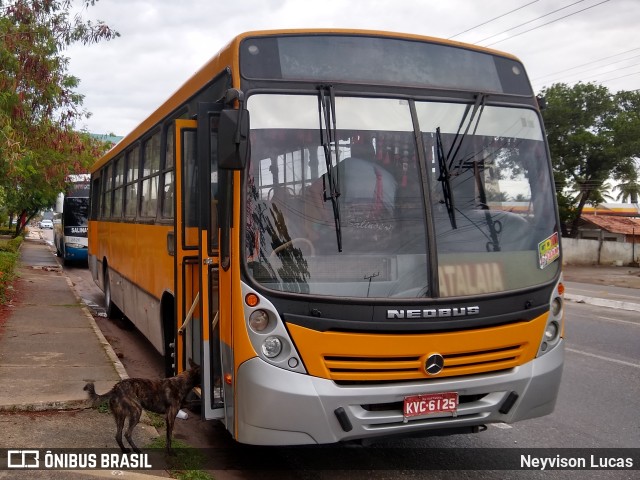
387;306;480;319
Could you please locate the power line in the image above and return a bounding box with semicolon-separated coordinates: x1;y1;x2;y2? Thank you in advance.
447;1;540;40
483;0;611;47
474;0;587;44
532;47;640;81
595;70;640;86
535;55;640;87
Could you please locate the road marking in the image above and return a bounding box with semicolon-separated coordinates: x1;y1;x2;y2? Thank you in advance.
569;307;640;327
596;315;640;327
491;422;513;429
566;348;640;369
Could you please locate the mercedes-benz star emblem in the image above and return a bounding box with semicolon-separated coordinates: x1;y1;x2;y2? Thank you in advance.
425;353;445;375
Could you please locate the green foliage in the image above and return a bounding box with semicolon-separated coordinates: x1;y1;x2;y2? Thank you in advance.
0;227;17;236
0;234;22;303
0;235;23;253
615;176;640;204
146;437;214;480
0;1;118;236
146;411;166;429
540;83;640;236
95;399;110;414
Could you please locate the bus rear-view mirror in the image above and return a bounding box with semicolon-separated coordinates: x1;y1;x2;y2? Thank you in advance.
218;109;250;170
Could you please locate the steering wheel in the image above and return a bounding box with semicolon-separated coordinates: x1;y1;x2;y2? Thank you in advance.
267;186;296;201
270;237;316;257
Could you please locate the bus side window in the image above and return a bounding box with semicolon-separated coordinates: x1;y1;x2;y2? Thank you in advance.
112;155;125;218
125;146;140;218
162;125;175;219
90;176;100;221
101;164;113;218
141;132;161;218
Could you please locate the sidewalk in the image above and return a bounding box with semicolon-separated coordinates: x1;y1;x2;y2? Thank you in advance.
563;263;640;312
0;233;126;411
0;233;161;475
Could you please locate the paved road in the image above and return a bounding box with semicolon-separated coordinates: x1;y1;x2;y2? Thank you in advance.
84;295;640;477
554;301;639;446
42;228;639;476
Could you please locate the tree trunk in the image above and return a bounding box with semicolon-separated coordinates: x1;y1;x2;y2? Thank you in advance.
568;189;592;238
13;209;36;238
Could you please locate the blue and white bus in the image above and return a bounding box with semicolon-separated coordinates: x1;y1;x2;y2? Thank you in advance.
54;178;90;265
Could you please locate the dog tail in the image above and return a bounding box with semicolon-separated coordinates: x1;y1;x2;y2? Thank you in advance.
83;382;111;407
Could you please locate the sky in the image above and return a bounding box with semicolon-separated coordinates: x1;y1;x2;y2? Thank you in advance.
64;0;640;136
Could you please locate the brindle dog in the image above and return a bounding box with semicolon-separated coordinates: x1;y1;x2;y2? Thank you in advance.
84;359;200;454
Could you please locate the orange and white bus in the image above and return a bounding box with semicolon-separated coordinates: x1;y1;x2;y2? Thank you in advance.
89;29;564;445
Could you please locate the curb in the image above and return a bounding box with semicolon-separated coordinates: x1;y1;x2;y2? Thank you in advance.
63;275;130;382
564;293;640;313
0;399;90;413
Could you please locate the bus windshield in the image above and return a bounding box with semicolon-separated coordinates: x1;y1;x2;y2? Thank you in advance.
64;197;89;229
244;94;559;298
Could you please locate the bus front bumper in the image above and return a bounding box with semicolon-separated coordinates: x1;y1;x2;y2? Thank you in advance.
235;340;564;445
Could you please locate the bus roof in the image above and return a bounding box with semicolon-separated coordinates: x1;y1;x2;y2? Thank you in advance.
90;29;521;173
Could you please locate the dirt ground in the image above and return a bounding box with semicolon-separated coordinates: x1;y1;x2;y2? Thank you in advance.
92;312;233;448
562;264;640;289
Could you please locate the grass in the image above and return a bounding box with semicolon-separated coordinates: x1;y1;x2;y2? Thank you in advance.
0;234;22;304
95;399;110;414
146;411;166;429
93;406;211;479
146;436;214;480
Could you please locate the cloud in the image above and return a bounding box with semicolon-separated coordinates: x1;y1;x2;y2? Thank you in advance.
65;0;640;135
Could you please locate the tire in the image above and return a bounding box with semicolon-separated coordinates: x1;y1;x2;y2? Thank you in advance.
62;246;70;266
104;267;123;319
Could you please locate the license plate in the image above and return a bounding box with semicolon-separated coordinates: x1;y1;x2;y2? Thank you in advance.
403;392;458;418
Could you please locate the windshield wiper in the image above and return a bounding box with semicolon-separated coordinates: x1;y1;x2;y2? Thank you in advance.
436;127;457;229
448;93;486;173
445;93;501;251
472;150;502;252
435;94;486;231
318;85;343;252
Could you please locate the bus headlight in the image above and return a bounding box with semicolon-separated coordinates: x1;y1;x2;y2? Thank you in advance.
538;280;564;356
249;310;270;332
242;283;307;374
545;321;559;342
261;336;282;358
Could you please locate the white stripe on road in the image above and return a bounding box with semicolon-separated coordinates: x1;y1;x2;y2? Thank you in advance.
566;348;640;369
596;315;640;327
491;423;513;429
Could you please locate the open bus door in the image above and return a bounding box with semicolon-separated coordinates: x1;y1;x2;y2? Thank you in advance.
174;109;227;423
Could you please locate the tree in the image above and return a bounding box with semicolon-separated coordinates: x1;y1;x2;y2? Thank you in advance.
540;83;640;237
0;0;118;236
615;167;640;204
616;181;640;204
610;90;640;204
